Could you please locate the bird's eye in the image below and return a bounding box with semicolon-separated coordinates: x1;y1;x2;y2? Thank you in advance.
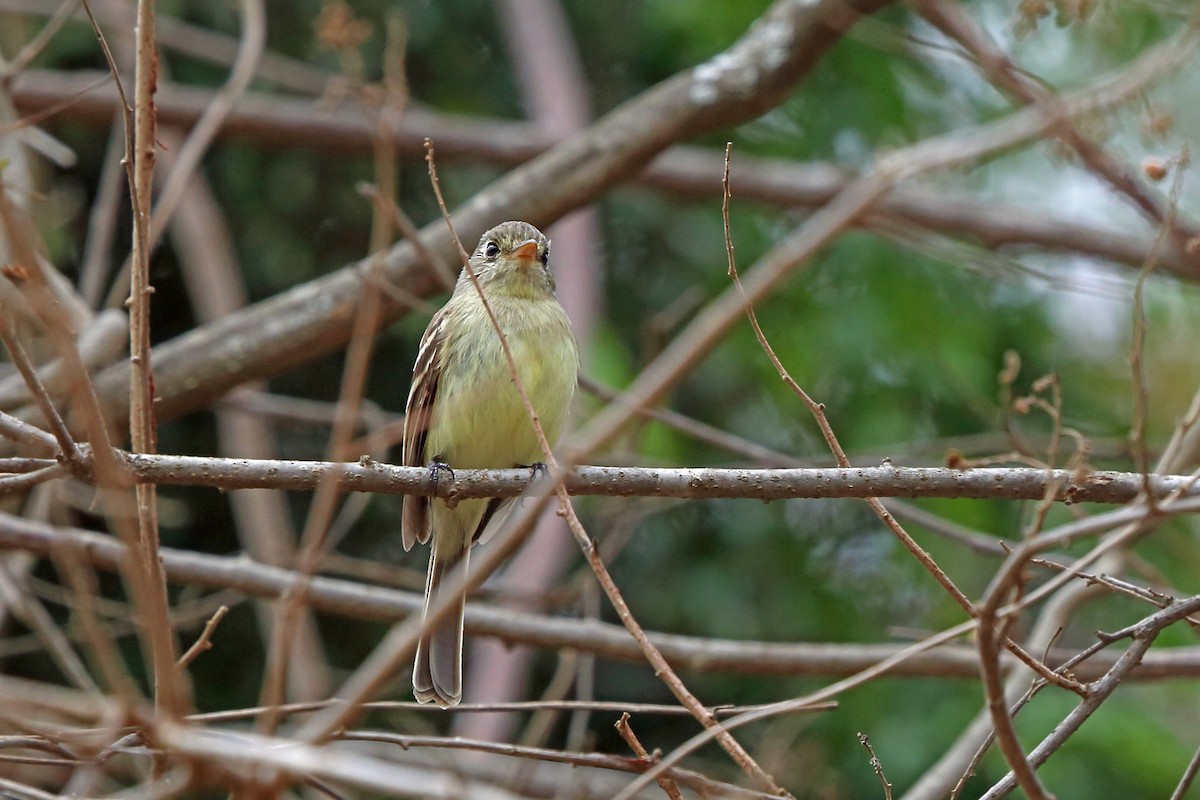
484;241;500;260
540;243;550;266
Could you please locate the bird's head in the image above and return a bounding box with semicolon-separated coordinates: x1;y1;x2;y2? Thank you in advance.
465;221;556;298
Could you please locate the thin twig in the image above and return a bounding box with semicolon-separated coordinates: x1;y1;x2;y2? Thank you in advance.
357;181;455;290
257;10;397;729
194;698;837;724
0;464;63;492
0;408;57;452
857;732;893;800
128;0;189;717
342;727;766;800
720;143;973;616
102;0;268;310
1129;147;1190;501
0;560;98;694
176;605;229;669
616;713;684;800
1;0;80;78
612;622;978;800
1169;740;1200;800
0;290;83;467
980;594;1200;799
914;0;1200;255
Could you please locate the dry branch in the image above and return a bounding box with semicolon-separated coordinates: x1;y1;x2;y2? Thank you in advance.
980;594;1200;799
11;0;889;429
108;452;1200;505
10;65;1198;277
0;512;1196;683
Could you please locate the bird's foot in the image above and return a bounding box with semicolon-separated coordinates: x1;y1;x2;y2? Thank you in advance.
517;462;550;487
428;460;456;498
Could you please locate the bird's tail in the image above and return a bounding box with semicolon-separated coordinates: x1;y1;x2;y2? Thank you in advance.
413;541;470;707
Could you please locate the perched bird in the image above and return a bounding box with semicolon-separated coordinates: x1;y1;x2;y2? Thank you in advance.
402;220;579;707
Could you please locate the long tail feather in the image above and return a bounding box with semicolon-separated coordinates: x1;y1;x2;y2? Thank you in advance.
413;544;469;707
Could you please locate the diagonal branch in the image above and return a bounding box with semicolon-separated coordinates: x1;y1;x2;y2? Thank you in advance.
28;0;896;430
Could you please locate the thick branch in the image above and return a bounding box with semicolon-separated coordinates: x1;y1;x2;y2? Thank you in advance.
15;0;889;428
12;68;1197;278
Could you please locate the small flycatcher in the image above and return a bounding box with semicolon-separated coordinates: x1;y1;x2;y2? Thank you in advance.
403;220;579;707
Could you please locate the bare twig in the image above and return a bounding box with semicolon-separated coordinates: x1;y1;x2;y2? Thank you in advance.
972;543;1051;800
0;291;83;466
1;0;80;78
980;595;1200;799
343;726;763;800
616;713;684;800
176;605;229;669
0;309;128;412
914;0;1200;258
127;0;189;717
258;8;398;728
195;698;836;724
1129;148;1190;497
857;732;893;800
0;464;63;491
101;0;267;310
719;143;973;613
1169;740;1200;800
612;622;977;800
0;560;97;693
0;407;56;452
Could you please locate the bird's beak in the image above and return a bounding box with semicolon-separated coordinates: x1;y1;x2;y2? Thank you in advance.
511;239;539;265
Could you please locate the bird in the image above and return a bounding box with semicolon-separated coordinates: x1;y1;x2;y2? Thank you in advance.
402;220;579;707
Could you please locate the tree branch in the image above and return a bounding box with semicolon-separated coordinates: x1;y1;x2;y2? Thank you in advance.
0;512;1196;683
14;0;889;429
104;452;1200;505
11;49;1198;276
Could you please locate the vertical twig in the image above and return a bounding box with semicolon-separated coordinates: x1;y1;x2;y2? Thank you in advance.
1130;147;1190;499
128;0;188;717
459;0;602;738
857;733;893;800
101;0;268;311
257;7;402;732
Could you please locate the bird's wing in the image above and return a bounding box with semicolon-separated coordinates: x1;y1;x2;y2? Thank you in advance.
402;305;449;550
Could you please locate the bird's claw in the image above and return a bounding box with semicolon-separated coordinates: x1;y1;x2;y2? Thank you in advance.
428;460;455;494
519;462;549;482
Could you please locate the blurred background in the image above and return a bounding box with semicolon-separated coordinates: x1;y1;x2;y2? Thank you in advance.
2;0;1200;797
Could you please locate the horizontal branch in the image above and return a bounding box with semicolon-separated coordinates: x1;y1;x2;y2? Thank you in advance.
0;512;1195;683
112;453;1200;504
12;68;1196;278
